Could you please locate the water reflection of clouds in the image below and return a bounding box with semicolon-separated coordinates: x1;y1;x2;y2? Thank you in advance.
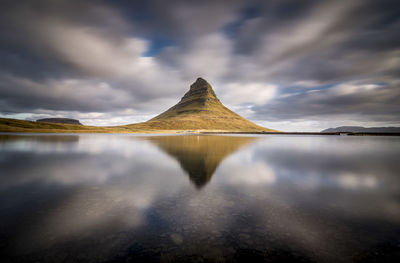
1;135;190;253
211;136;400;261
216;136;400;224
1;134;399;262
216;141;383;191
24;187;147;251
217;150;276;186
0;136;182;188
337;172;378;189
252;136;399;191
0;134;80;153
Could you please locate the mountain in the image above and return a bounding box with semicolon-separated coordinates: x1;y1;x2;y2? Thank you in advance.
37;118;82;125
144;135;257;188
321;126;400;133
0;77;276;133
125;77;276;132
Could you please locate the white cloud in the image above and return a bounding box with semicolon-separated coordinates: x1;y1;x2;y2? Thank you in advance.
256;1;358;66
39;20;186;100
330;83;382;96
221;82;277;105
43;23;148;76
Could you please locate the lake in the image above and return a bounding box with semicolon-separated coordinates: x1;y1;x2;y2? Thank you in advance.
0;134;399;262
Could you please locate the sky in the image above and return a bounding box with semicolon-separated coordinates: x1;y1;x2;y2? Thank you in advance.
0;0;399;131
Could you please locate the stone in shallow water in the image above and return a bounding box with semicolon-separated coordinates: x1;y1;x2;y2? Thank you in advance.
170;233;183;245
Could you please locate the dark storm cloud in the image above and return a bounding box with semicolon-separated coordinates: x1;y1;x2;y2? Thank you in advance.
0;76;131;112
252;82;400;123
0;0;399;129
228;0;400;83
110;0;245;41
0;0;128;79
0;0;187;115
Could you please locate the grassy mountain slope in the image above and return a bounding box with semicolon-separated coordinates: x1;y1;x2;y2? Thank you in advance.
124;78;276;132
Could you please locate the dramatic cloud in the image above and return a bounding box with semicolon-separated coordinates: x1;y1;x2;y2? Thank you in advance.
0;0;399;131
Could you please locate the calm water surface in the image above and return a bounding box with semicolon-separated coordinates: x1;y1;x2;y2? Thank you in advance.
0;134;399;262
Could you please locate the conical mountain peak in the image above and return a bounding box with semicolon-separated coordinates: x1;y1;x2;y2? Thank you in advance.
191;77;213;92
137;77;276;132
180;77;218;103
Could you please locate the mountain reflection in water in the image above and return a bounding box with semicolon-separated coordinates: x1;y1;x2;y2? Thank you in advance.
143;135;256;188
0;134;399;262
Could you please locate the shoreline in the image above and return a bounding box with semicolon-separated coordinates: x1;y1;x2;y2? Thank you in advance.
201;131;400;136
0;130;399;136
1;118;399;136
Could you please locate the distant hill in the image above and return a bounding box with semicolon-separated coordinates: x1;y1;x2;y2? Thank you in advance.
124;77;276;132
37;118;82;125
0;118;99;133
321;126;400;133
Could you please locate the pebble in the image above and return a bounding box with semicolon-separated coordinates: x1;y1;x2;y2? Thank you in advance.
170;233;183;245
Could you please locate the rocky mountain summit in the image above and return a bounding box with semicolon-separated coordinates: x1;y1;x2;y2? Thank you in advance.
151;78;221;120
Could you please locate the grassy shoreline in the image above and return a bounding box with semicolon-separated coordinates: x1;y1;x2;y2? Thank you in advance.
0;117;274;134
1;118;399;136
